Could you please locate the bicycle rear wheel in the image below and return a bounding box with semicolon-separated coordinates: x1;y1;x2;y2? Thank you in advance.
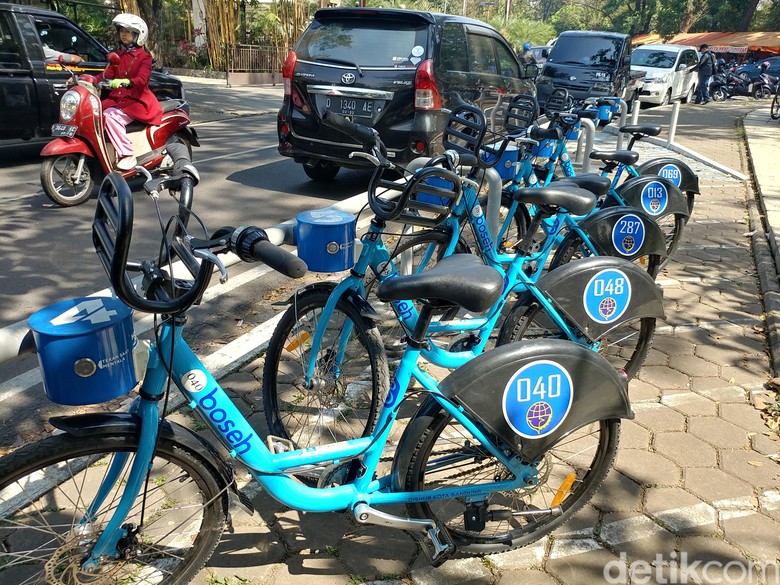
400;398;619;553
262;289;388;450
0;433;226;585
497;296;655;379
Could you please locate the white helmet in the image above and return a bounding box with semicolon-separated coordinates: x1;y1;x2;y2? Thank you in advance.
112;13;148;47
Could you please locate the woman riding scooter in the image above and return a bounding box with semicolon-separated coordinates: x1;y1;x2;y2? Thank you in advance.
94;13;161;171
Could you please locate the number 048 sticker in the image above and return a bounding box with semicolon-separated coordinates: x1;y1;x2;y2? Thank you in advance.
582;268;631;324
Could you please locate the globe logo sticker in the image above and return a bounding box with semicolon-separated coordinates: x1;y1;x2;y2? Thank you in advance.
582;268;631;324
640;181;668;216
658;164;682;187
503;360;574;439
611;214;646;256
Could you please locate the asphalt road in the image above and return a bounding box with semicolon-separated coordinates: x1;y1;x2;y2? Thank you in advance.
0;114;375;330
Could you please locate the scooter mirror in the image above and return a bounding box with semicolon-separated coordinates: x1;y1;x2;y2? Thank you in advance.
107;52;120;65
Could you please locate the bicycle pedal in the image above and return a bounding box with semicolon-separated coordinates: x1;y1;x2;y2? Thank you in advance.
406;522;456;567
266;435;296;454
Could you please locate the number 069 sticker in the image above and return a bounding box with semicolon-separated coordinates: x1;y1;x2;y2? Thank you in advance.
582;268;632;324
503;360;574;439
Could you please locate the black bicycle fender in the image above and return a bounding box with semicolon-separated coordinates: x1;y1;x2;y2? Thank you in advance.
393;339;633;467
615;175;691;218
635;157;700;195
281;281;379;321
49;413;234;491
570;206;667;260
531;256;664;341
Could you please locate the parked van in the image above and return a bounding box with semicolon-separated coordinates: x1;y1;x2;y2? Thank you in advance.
631;44;699;105
277;7;536;181
535;30;643;110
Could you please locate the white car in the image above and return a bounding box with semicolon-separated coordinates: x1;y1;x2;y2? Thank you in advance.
632;44;699;105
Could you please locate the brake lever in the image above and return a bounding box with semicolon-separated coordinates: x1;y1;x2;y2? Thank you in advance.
192;248;228;283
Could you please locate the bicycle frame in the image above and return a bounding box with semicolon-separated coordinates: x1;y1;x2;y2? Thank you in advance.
81;315;536;566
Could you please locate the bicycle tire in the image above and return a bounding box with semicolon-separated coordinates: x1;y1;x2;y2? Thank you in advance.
0;433;226;585
497;297;655;380
262;289;388;450
549;229;661;280
654;212;688;268
364;229;469;356
771;94;780;120
401;398;619;553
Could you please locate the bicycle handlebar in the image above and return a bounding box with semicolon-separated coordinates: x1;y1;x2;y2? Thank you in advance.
93;165;306;314
321;110;377;146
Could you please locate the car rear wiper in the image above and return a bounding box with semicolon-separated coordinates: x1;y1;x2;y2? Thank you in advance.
314;57;364;77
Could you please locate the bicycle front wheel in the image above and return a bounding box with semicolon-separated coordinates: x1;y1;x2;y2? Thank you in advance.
0;433;226;585
497;297;655;379
771;93;780;120
401;398;619;554
262;289;389;449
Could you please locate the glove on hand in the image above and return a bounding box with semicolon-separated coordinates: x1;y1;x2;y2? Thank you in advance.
109;78;130;89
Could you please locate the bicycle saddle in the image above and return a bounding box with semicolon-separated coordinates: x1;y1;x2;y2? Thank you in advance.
375;254;503;314
554;174;611;197
619;124;662;137
589;149;640;166
512;185;596;216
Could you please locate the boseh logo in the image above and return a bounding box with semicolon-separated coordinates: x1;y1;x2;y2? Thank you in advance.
182;370;254;455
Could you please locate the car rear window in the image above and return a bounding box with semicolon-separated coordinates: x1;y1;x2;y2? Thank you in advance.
296;18;429;68
632;49;677;69
549;35;623;69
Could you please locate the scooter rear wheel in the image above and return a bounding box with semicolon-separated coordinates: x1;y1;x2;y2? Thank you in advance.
40;154;95;207
711;87;727;102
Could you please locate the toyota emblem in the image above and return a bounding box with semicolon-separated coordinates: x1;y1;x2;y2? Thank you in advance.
342;73;356;85
569;76;577;81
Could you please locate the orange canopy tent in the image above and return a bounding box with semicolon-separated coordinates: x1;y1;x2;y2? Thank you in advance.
633;31;780;55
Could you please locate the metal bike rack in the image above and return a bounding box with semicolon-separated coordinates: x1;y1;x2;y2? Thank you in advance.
573;117;597;174
615;98;629;150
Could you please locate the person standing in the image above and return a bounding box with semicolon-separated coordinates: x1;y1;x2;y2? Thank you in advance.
520;42;536;65
691;44;717;104
94;13;162;171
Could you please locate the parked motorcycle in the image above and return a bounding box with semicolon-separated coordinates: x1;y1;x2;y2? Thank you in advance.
40;53;199;207
711;64;778;102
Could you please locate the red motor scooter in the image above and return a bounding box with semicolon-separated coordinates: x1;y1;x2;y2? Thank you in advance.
40;53;199;207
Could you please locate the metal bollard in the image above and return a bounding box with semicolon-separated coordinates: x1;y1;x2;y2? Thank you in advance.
615;99;629;150
579;117;596;174
667;100;681;146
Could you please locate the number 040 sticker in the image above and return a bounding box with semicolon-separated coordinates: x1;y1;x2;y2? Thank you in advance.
582;268;631;324
503;360;574;439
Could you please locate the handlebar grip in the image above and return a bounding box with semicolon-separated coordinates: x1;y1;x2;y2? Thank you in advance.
321;111;376;145
231;226;307;279
457;153;480;167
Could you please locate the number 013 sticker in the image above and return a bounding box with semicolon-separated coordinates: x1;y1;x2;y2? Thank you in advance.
502;360;574;439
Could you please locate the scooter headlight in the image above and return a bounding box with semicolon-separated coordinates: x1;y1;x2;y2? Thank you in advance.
60;90;81;122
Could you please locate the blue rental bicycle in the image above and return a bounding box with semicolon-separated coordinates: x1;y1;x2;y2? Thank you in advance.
0;151;635;582
262;109;665;458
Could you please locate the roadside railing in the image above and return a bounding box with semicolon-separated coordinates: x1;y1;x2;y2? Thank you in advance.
225;44;285;86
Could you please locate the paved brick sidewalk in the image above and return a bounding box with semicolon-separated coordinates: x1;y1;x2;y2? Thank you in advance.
186;102;780;585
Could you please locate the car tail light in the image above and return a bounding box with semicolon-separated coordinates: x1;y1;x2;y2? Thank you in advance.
415;59;441;110
282;50;297;97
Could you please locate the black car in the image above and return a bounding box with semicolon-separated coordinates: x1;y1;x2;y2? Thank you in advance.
0;3;183;140
277;7;537;181
535;31;642;111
